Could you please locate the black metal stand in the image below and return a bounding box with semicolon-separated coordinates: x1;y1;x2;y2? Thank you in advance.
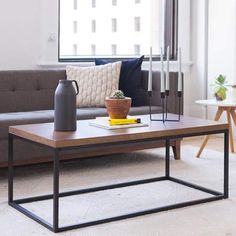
8;129;229;233
149;90;182;123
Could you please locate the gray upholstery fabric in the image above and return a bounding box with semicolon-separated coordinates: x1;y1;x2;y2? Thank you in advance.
0;69;181;113
0;106;161;140
0;69;181;166
0;70;66;113
0;110;54;140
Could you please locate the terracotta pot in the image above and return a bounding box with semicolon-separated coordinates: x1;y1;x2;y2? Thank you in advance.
105;97;132;119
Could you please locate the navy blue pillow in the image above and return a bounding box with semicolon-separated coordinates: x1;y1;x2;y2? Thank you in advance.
95;56;146;106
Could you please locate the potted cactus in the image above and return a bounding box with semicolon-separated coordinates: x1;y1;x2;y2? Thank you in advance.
105;90;132;119
213;74;229;101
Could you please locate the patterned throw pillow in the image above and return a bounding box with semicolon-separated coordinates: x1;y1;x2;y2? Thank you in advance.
95;56;145;106
66;62;122;107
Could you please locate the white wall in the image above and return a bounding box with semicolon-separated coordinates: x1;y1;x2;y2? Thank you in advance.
188;0;208;118
0;0;41;70
40;0;58;64
207;0;236;120
0;0;59;70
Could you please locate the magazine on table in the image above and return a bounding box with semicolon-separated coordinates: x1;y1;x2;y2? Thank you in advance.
89;116;148;130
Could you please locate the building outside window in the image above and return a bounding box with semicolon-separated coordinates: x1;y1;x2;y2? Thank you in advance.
73;21;78;34
134;17;140;32
111;18;117;32
91;44;96;55
74;0;77;10
92;0;96;8
59;0;177;61
134;44;140;55
73;44;77;55
91;20;96;33
135;0;141;4
111;44;117;55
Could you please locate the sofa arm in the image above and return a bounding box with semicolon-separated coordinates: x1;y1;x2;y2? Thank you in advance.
141;70;183;114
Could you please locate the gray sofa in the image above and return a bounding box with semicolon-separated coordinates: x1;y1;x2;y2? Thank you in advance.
0;70;182;167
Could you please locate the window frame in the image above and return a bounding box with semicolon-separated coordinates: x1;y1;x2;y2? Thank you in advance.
164;0;178;60
58;0;178;62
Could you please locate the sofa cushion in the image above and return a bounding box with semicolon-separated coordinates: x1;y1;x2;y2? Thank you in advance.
95;56;146;107
0;70;66;113
66;62;122;107
0;110;55;139
0;106;161;139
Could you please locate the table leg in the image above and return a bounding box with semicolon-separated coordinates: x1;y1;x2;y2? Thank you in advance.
53;149;60;232
8;134;13;203
196;107;223;157
165;140;170;177
224;129;229;198
226;110;234;152
230;109;236;126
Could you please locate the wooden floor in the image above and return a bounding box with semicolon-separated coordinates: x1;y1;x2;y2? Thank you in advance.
183;135;226;153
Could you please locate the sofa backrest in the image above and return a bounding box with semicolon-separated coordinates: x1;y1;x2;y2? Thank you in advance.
0;69;182;114
0;70;66;113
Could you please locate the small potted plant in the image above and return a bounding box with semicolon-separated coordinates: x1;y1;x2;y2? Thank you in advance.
105;90;132;119
213;74;229;101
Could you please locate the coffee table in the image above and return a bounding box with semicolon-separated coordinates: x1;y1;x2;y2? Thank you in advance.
8;114;229;233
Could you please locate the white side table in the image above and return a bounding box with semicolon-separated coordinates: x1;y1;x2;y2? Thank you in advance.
196;99;236;157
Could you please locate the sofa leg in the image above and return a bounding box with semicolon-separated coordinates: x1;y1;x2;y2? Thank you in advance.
172;140;181;160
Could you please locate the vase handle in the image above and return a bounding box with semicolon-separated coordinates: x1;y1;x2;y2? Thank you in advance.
72;80;79;95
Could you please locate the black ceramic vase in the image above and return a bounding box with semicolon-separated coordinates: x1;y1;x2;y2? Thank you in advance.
54;80;79;131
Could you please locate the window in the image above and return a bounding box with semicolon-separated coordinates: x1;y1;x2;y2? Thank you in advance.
59;0;178;61
134;17;140;32
91;20;96;33
111;44;117;55
73;21;78;34
134;44;140;55
111;18;117;32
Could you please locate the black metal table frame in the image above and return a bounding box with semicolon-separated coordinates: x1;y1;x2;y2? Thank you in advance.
8;129;229;233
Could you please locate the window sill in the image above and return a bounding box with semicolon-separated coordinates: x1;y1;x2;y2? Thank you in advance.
38;61;193;72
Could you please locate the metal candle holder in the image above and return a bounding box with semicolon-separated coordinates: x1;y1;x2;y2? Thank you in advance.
149;90;182;123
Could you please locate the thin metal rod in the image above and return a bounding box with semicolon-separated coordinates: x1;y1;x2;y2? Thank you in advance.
149;90;181;122
178;91;182;121
13;194;224;233
15;176;169;204
57;195;224;232
149;94;165;121
165;93;169;120
161;93;165;123
148;91;152;121
162;99;165;123
8;134;13;203
53;149;60;232
165;140;170;177
224;130;229;198
169;177;222;196
9;202;53;232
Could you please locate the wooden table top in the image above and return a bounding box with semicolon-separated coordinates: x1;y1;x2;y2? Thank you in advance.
9;114;228;148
